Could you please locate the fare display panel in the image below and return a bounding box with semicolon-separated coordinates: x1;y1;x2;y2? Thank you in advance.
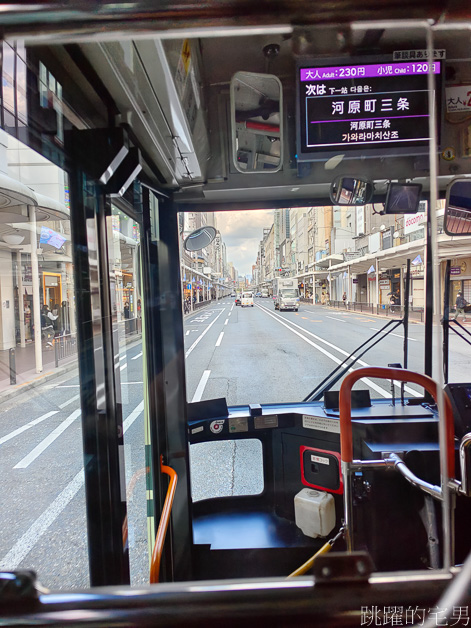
296;58;442;161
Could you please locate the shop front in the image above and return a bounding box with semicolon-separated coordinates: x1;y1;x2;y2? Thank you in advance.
448;258;471;309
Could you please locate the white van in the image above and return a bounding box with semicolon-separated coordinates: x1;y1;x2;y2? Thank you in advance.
241;291;254;307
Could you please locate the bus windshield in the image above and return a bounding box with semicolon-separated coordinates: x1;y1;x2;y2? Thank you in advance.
181;206;434;406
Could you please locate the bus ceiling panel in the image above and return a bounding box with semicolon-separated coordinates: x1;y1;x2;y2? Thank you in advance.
174;181;331;206
79;40;208;188
0;1;456;39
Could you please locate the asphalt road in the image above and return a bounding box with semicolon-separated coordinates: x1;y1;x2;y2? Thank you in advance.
0;337;147;590
1;298;470;590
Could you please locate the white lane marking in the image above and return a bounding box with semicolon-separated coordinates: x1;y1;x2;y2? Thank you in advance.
326;316;346;323
256;305;389;398
0;467;85;571
185;309;226;358
228;312;231;317
257;304;421;398
0;411;59;446
192;370;211;402
119;354;126;362
286;309;422;395
0;400;144;571
122;400;144;433
54;385;80;388
120;363;127;372
296;310;422;397
224;319;229;326
215;332;224;347
14;409;81;469
186;330;190;336
369;328;418;342
59;394;80;409
132;351;143;359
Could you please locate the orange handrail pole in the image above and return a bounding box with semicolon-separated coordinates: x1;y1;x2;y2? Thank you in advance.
149;456;178;584
339;366;455;478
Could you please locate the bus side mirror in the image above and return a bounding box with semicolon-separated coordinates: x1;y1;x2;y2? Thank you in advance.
230;71;282;173
183;226;217;252
444;178;471;236
330;175;373;205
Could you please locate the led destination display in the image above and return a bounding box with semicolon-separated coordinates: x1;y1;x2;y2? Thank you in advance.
297;60;442;161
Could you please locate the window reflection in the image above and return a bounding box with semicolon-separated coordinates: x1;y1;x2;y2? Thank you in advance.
0;132;85;589
108;205;148;585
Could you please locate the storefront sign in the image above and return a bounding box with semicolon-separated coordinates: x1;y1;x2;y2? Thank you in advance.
451;266;462;275
379;279;390;287
353;278;359;283
344;251;361;261
404;207;426;234
356;207;365;236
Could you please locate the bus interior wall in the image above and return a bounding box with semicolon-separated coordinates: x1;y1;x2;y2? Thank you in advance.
2;4;471;626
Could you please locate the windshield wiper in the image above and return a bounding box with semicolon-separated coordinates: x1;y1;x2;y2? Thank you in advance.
303;318;404;403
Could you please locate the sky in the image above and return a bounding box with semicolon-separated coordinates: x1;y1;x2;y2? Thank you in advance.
215;209;274;277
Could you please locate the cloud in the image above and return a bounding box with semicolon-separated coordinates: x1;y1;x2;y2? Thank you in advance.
215;209;273;276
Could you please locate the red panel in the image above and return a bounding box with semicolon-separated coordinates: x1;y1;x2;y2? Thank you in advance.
300;445;343;494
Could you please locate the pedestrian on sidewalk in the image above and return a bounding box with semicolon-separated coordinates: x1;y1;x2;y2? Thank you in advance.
454;291;468;322
41;305;57;348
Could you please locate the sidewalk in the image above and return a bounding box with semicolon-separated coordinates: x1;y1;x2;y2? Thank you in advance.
0;340;78;402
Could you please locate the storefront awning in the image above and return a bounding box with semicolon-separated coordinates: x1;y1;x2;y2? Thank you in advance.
328;239;427;275
35;192;69;219
0;171;36;208
0;172;69;219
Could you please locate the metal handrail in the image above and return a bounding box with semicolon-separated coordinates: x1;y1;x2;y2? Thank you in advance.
339;366;456;555
339;366;455;476
149;457;178;584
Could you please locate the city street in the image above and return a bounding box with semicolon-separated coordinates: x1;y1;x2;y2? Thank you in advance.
185;298;469;404
1;299;470;590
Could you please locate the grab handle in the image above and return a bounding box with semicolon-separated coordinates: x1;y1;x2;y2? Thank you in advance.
149;456;178;584
339;366;455;477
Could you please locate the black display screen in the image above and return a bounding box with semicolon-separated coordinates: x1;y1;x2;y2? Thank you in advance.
296;58;442;161
384;182;423;214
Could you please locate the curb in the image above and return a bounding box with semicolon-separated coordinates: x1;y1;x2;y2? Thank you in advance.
322;303;422;325
0;360;80;403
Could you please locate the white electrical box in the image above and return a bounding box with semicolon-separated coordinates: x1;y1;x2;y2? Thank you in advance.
294;488;336;538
